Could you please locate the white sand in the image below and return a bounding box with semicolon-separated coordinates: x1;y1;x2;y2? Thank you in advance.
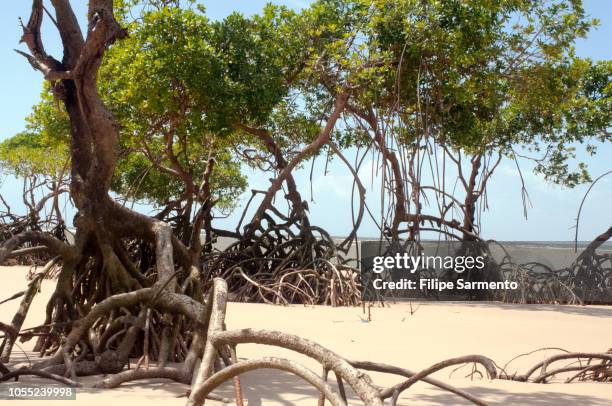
1;265;611;405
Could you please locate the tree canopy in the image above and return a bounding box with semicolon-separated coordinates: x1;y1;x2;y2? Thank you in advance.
1;0;609;227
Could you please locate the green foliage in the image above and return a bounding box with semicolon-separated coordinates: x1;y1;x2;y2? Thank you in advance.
0;86;69;177
530;60;612;185
345;0;610;186
98;3;313;206
3;0;609;208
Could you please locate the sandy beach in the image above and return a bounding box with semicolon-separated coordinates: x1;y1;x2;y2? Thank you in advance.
1;265;611;405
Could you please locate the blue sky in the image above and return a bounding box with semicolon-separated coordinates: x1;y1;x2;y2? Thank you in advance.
0;1;610;241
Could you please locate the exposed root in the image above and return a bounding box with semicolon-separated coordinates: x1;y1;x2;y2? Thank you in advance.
204;219;361;306
193;357;347;406
350;360;489;406
0;367;81;387
501;352;612;383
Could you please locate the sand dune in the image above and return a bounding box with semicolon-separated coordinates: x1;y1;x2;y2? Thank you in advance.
1;265;611;405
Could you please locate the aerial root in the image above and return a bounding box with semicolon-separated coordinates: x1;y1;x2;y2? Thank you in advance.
204;217;361;306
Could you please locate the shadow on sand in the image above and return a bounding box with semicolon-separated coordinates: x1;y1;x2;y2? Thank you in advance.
432;301;612;318
409;385;612;406
5;352;609;405
185;369;611;406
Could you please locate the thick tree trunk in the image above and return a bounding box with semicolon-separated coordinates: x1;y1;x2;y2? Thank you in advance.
12;0;195;367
